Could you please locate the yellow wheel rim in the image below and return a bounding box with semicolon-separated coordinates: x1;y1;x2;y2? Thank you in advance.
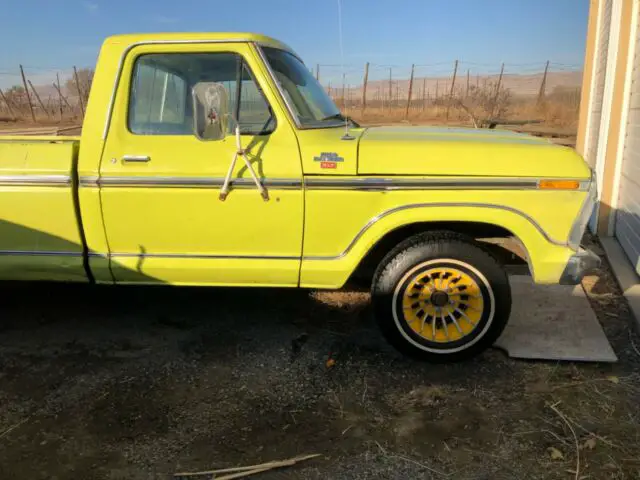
401;266;485;343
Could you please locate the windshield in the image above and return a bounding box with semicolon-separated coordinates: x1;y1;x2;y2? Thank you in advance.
262;47;345;129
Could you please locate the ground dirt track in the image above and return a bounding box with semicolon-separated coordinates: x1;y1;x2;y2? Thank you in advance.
0;238;639;479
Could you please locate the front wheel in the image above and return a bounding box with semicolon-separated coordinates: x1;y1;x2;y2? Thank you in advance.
372;232;512;362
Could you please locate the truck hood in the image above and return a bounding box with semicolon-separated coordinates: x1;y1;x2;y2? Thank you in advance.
357;126;591;179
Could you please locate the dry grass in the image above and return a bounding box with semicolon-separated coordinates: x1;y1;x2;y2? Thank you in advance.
347;84;581;131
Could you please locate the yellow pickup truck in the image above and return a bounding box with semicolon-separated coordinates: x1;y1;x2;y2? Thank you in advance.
0;33;599;362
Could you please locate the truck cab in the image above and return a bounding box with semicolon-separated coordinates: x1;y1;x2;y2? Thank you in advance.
0;33;599;362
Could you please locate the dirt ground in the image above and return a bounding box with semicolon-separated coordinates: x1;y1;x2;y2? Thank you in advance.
0;236;639;480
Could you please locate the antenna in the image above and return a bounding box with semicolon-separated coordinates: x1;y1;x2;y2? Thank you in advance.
337;0;354;140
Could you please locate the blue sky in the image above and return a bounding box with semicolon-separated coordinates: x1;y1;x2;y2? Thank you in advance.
0;0;589;88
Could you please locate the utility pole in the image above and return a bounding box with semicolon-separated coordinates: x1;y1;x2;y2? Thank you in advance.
405;64;415;119
19;65;36;122
315;64;320;81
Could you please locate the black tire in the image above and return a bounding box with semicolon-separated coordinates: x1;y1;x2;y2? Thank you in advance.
372;231;511;362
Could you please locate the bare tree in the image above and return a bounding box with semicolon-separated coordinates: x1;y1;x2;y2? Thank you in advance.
65;68;94;102
452;81;512;128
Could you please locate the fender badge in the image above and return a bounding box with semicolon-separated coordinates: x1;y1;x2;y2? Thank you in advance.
314;152;344;169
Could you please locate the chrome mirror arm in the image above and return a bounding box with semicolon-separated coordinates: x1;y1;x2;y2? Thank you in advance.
219;125;269;202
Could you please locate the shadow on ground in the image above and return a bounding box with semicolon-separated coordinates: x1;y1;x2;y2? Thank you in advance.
0;271;639;479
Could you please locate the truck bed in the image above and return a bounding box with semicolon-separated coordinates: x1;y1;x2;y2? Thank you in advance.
0;136;88;281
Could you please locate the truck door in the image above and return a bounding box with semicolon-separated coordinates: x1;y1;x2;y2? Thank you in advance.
99;43;303;286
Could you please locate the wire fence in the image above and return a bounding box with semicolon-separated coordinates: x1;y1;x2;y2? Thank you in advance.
317;61;580;106
0;60;583;126
0;65;91;123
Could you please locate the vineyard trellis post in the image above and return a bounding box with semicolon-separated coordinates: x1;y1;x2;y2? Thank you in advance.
56;73;63;119
445;59;459;121
74;66;86;119
0;88;16;120
388;68;392;110
19;65;36;122
53;81;73;111
405;64;415;119
490;62;505;119
466;69;470;98
361;62;369;115
538;60;550;104
28;80;51;118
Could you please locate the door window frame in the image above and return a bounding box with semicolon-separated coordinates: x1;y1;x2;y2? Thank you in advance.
125;50;277;137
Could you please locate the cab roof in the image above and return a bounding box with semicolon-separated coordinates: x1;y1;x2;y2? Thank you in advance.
103;32;294;53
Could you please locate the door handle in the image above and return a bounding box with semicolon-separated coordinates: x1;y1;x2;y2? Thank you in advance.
122;155;151;163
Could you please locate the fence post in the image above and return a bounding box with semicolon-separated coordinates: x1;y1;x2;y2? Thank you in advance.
445;59;459;121
361;62;369;115
537;60;550;104
0;88;17;120
28;80;51;118
490;62;505;120
19;65;36;122
405;64;415;119
74;66;86;119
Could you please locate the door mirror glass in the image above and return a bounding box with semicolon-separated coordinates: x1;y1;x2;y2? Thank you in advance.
192;82;229;141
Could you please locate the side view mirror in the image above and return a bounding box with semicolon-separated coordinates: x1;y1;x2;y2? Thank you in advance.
192;82;229;141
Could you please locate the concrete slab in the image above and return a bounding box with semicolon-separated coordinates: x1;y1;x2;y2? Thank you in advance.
601;237;640;331
494;276;618;363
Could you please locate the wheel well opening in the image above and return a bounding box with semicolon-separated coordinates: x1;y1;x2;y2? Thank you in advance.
347;221;530;288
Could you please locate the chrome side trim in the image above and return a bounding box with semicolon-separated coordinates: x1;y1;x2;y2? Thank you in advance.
0;175;72;187
80;176;99;187
80;175;589;191
103;38;259;140
304;177;541;191
0;250;83;256
109;252;299;260
79;176;302;189
302;202;568;261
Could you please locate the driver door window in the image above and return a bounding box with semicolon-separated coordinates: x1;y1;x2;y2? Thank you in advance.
127;53;274;136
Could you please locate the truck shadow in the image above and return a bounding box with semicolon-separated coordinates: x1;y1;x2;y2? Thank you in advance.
0;215;383;359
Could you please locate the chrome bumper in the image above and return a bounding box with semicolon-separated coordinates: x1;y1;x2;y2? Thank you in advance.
559;249;601;285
